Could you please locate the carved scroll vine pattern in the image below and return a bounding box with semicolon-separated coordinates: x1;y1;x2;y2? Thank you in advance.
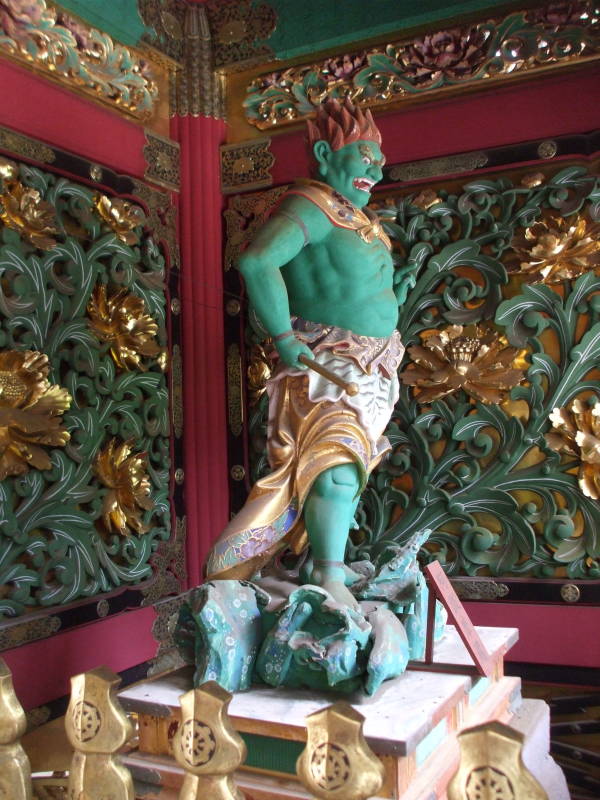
348;166;600;580
0;0;159;121
243;1;600;129
0;160;170;617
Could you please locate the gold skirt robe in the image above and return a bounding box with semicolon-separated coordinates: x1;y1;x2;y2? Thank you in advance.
205;322;404;580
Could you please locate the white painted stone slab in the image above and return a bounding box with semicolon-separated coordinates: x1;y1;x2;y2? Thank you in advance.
119;625;518;756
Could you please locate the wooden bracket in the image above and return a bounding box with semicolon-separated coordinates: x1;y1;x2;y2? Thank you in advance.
420;560;496;677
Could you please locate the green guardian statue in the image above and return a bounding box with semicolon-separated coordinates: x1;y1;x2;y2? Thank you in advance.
206;99;416;609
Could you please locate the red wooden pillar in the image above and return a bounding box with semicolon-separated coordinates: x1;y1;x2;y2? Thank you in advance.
172;112;229;587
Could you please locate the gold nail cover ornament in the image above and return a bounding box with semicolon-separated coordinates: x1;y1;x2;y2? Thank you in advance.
172;682;246;800
65;667;134;800
0;658;32;800
296;702;385;800
448;721;548;800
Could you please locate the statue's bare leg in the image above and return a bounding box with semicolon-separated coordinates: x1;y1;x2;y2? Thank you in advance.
303;463;361;610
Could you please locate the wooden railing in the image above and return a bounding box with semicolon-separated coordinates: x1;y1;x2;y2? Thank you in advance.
1;656;547;800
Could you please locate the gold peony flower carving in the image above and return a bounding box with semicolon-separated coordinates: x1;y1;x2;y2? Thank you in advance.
509;213;600;284
0;157;59;250
0;350;71;479
93;438;154;536
93;195;146;246
399;324;525;405
87;284;162;371
247;343;273;405
546;399;600;500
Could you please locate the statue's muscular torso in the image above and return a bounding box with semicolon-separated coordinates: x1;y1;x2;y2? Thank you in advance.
279;196;398;339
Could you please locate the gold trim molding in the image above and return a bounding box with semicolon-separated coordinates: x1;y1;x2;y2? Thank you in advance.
142;516;187;607
172;4;224;119
205;0;276;71
223;185;288;271
241;1;600;132
149;587;191;676
131;178;180;269
0;128;55;164
227;343;244;437
452;579;510;602
144;130;181;192
220;138;274;194
0;615;61;652
171;343;183;439
389;152;489;183
0;0;171;131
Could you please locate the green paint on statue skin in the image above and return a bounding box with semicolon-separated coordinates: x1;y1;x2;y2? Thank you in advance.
261;0;526;62
55;0;153;46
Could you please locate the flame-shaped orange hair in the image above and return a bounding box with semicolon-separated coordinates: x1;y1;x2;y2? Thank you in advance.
307;98;381;171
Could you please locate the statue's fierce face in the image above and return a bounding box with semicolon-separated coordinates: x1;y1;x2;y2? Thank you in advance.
313;139;385;208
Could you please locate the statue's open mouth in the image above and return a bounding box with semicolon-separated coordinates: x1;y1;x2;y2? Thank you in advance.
353;177;375;192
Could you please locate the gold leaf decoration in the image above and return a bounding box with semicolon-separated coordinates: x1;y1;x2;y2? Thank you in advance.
520;171;545;188
0;350;71;479
87;284;161;371
247;342;273;405
509;213;600;284
0;162;59;250
547;399;600;500
399;324;525;404
0;155;18;183
412;189;442;210
93;195;146;246
93;438;154;535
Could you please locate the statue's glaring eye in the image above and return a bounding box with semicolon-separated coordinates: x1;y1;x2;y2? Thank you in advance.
358;143;385;168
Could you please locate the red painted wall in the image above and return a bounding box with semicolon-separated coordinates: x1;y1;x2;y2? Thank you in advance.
0;60;147;179
2;607;157;710
269;68;600;185
465;602;600;670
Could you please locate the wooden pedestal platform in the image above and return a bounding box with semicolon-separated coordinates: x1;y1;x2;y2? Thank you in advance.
119;626;523;799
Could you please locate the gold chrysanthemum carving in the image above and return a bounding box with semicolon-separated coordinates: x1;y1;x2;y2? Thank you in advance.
93;437;154;536
0;157;59;250
93;195;146;246
247;343;273;405
87;284;162;371
546;398;600;500
399;324;526;405
509;213;600;284
0;350;71;479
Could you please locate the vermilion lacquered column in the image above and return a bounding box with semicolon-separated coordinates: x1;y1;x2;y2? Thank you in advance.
171;113;229;587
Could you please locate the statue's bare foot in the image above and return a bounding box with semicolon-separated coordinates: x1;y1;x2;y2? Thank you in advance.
302;558;362;588
311;567;360;611
343;564;362;586
322;580;360;611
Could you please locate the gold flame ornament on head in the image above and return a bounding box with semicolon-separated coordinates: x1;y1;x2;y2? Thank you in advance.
0;350;71;480
546;398;600;500
93;194;146;246
93;437;154;536
0;155;59;250
87;284;162;371
509;213;600;284
399;324;525;405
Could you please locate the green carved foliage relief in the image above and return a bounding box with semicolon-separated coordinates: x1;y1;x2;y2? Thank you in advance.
0;158;171;618
245;165;600;580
